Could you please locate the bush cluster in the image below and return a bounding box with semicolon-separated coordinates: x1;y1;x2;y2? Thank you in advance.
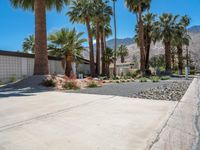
42;78;56;87
63;80;80;90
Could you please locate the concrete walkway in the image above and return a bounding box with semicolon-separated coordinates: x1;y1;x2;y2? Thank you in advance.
149;78;200;150
0;92;177;150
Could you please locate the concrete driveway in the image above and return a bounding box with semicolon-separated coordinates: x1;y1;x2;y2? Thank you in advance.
0;92;177;150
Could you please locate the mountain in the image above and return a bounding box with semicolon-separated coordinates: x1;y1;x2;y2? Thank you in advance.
106;38;134;49
83;25;200;69
188;25;200;33
107;25;200;69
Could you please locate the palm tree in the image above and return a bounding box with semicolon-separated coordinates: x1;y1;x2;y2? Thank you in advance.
23;35;35;53
157;13;178;74
112;0;117;77
104;47;114;77
117;44;129;63
125;0;151;74
48;28;86;77
68;0;96;77
174;15;191;75
143;13;156;70
93;0;112;76
10;0;70;75
100;23;112;75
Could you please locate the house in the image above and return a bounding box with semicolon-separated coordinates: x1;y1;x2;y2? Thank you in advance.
0;50;90;83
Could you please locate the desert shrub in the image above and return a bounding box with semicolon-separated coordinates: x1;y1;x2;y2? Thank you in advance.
116;80;120;83
87;80;99;88
112;76;120;80
63;80;80;90
139;77;148;82
42;78;56;87
190;70;196;75
10;75;17;83
151;76;160;82
120;79;126;83
160;76;170;80
130;69;141;78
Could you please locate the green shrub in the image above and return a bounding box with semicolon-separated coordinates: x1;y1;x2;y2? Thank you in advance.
139;77;148;82
87;81;99;88
10;75;17;83
0;80;3;85
42;78;56;87
130;70;141;78
63;80;79;90
116;80;120;83
151;76;160;82
120;79;126;83
160;76;170;80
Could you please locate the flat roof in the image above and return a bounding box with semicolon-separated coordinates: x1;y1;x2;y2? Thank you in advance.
0;50;90;64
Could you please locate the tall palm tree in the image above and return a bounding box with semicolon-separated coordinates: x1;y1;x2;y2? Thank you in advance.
23;34;35;53
100;23;112;75
68;0;96;77
117;44;129;63
112;0;117;77
174;15;191;75
93;0;112;76
157;13;178;74
143;13;156;70
125;0;151;74
10;0;70;75
48;28;86;77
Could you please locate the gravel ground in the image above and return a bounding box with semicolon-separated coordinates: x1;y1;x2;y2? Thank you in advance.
69;79;192;100
133;80;192;101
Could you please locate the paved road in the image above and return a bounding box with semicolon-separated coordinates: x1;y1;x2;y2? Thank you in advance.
0;92;176;150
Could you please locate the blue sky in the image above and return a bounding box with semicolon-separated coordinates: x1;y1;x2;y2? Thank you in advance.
0;0;200;51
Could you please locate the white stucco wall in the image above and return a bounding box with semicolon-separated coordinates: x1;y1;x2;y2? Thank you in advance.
0;54;91;83
0;55;64;83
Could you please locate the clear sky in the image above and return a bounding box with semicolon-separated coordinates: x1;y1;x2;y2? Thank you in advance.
0;0;199;51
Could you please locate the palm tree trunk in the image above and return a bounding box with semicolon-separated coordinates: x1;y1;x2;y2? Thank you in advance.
65;54;73;77
138;2;146;75
113;0;117;77
145;37;151;71
100;31;106;76
96;20;100;76
171;52;175;72
34;0;49;75
177;45;183;75
164;41;172;74
85;17;95;77
121;56;125;63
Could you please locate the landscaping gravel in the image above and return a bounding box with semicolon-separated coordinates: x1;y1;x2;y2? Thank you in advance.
132;80;192;101
69;79;192;100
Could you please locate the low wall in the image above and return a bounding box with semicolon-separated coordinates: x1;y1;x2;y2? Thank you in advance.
0;50;90;83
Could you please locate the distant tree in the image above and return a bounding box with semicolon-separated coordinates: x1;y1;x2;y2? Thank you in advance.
149;54;165;70
23;35;35;53
117;44;129;63
48;28;86;77
157;13;178;74
104;47;114;77
173;15;191;75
